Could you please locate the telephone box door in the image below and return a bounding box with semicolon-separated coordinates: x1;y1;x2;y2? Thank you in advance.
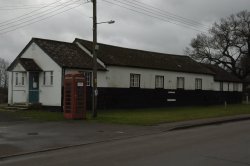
64;74;86;119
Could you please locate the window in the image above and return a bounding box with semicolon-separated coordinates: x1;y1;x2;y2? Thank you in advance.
227;83;230;91
43;71;53;86
15;73;18;86
84;72;92;86
177;77;184;89
233;83;238;91
15;72;25;86
195;78;202;90
78;71;92;86
220;82;223;91
130;74;140;88
50;71;53;85
21;73;25;85
155;75;164;89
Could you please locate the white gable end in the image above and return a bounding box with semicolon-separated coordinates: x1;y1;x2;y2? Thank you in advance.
13;63;25;72
10;42;63;106
21;42;61;70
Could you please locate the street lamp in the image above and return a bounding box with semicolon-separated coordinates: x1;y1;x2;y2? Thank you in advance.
92;0;114;118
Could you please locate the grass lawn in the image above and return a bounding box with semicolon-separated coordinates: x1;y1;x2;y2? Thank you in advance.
0;104;250;125
88;104;250;125
0;107;65;122
13;110;65;121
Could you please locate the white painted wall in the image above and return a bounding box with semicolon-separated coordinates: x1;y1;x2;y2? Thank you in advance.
11;42;62;106
95;66;243;92
105;66;216;90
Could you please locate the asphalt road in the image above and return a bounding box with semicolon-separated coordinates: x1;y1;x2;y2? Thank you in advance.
0;120;250;166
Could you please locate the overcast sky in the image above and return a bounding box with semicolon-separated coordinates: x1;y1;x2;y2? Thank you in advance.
0;0;250;63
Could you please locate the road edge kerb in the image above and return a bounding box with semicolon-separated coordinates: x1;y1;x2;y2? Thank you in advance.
0;115;250;161
169;116;250;131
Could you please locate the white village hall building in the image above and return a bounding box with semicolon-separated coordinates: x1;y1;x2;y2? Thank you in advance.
7;38;243;109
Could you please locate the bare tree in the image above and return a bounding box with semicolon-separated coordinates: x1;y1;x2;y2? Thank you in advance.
186;10;250;79
0;57;9;88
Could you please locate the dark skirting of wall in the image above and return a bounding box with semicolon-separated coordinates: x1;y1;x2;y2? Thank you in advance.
84;87;243;110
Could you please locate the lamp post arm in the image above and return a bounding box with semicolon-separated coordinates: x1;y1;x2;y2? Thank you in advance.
97;20;115;24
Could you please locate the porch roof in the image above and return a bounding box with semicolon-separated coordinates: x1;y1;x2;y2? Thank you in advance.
19;58;42;72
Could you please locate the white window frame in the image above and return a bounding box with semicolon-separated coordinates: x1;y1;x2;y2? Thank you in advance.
177;77;184;89
155;75;164;89
21;73;25;86
220;82;223;91
233;83;238;91
15;72;25;86
130;74;140;88
195;78;202;90
84;72;92;86
43;71;53;86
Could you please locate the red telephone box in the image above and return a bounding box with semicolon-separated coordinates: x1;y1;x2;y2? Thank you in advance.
63;73;87;119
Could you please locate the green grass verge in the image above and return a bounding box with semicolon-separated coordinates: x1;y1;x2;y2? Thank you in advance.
87;104;250;125
0;109;65;122
0;104;250;125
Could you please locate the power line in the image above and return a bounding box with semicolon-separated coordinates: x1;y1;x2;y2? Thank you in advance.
0;2;83;10
0;3;54;7
0;7;45;10
0;0;82;29
101;0;207;33
0;1;90;35
0;0;63;26
123;0;210;30
107;0;209;32
0;2;87;35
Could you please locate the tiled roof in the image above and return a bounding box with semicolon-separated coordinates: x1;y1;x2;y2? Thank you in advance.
19;58;42;71
202;64;242;83
74;38;214;75
33;38;105;70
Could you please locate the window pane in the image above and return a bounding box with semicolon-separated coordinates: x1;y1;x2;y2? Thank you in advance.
130;74;140;88
84;72;92;86
220;82;223;91
43;72;46;85
177;77;184;89
15;73;18;85
233;83;238;91
156;76;164;88
22;73;25;85
195;78;202;90
44;71;53;86
50;71;53;85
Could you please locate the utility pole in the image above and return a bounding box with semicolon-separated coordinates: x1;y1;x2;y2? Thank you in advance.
92;0;98;118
